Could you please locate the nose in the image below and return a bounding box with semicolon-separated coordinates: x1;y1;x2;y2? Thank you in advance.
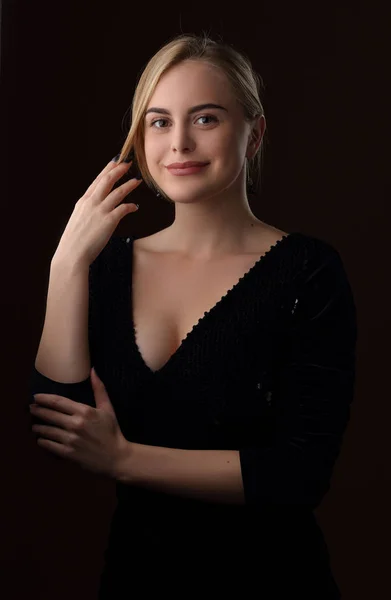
170;125;195;154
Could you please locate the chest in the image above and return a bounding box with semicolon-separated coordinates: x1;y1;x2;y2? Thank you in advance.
131;250;264;373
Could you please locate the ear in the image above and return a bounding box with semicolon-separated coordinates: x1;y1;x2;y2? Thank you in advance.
247;115;266;159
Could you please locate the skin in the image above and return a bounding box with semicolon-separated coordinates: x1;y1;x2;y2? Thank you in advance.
30;62;269;485
143;59;267;260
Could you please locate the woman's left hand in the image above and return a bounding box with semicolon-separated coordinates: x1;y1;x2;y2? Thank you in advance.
30;367;131;479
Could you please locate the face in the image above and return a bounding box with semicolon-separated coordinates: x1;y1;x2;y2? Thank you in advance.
143;60;263;204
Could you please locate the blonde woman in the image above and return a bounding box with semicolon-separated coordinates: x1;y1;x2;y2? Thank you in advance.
29;33;356;599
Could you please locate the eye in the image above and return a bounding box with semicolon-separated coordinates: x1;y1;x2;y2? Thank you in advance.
149;115;218;129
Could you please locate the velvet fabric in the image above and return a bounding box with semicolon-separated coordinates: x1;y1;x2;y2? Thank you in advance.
29;231;357;598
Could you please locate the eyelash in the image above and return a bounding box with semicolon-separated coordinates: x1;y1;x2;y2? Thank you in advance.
149;115;218;129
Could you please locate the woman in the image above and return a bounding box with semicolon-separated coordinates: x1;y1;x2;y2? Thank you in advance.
29;33;357;598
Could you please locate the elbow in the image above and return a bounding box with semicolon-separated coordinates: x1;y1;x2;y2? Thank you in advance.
239;447;333;510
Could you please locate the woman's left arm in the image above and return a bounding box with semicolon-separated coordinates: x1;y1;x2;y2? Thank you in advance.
239;243;358;509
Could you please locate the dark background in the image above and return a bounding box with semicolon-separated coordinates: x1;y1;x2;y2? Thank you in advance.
1;1;389;598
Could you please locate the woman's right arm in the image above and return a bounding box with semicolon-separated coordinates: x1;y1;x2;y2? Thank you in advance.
34;255;91;383
31;156;141;393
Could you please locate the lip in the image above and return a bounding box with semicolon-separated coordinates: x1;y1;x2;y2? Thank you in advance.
166;161;209;169
167;164;209;176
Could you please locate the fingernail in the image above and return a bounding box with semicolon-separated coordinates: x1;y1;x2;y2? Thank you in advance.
134;166;142;179
111;153;132;163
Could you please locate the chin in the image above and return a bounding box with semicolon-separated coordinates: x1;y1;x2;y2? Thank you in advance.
165;194;201;204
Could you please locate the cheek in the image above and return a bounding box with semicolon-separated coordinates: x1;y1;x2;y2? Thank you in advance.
144;139;163;168
212;146;241;173
212;133;241;161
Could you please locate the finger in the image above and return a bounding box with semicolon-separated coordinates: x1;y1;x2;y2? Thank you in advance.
111;199;140;221
30;404;74;428
36;437;72;457
84;159;132;199
87;161;135;205
99;174;143;213
34;394;85;415
33;424;71;444
34;393;64;402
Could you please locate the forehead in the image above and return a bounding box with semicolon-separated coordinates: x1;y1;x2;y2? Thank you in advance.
147;60;234;107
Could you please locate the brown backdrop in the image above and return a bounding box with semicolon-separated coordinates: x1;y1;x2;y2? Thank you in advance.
1;0;389;598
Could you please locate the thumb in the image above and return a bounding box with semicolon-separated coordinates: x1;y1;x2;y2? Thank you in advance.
91;367;113;409
91;366;102;384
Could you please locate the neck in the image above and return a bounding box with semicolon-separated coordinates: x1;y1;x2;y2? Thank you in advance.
162;193;262;260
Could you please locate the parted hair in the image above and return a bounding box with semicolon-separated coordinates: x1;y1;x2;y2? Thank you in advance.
116;32;267;200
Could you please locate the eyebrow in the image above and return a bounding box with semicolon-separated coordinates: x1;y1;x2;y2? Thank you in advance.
145;103;228;117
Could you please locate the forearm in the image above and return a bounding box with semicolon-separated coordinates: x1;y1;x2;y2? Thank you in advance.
34;256;91;382
116;442;246;505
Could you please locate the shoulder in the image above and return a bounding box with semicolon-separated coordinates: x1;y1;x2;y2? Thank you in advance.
250;223;341;267
288;233;356;320
278;229;344;271
264;230;354;313
130;228;173;254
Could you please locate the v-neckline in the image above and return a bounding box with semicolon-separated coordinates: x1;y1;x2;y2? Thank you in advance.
126;231;296;376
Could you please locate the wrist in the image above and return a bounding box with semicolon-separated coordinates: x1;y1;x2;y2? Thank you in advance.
51;252;90;275
113;440;136;484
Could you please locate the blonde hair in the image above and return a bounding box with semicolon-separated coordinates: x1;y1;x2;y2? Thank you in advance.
116;32;267;201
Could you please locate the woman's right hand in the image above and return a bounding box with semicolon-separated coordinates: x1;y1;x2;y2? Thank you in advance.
52;158;142;269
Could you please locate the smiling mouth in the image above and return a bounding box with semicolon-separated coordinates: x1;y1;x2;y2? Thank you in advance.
166;162;209;169
166;164;209;175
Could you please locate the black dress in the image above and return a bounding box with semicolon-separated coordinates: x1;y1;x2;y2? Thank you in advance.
30;231;357;598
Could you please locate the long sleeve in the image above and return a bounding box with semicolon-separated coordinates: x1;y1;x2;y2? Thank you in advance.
239;244;358;510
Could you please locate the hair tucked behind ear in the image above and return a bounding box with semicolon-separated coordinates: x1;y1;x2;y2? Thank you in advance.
116;32;267;202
